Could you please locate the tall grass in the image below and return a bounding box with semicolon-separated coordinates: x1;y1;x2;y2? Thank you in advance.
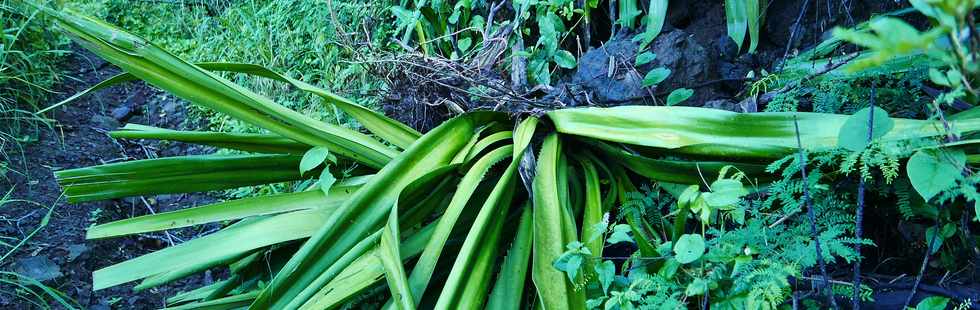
82;0;396;133
0;0;70;178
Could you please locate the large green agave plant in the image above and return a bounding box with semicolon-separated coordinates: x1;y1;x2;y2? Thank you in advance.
41;7;980;310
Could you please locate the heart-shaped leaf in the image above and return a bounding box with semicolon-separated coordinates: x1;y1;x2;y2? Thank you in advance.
837;106;894;151
300;146;331;175
642;68;671;87
666;88;693;106
673;234;705;264
553;50;577;69
635;52;657;66
907;149;965;201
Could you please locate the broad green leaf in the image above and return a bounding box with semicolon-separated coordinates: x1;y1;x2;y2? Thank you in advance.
666;88;693;106
673;234;705;264
607;224;635;244
837;106;894;151
486;206;533;310
547;106;980;159
554;50;577;69
642;68;671;87
532;133;586;309
552;250;585;283
458;37;472;53
595;260;615;294
684;278;709;296
907;149;966;201
916;296;950;310
929;68;952;86
300;147;331;175
635;52;657;66
702;179;748;208
724;0;748;50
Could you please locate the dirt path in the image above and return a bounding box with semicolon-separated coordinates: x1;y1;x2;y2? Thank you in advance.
1;49;215;309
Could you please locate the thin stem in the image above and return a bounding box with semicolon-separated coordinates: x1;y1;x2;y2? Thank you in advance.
902;204;945;309
852;84;875;309
793;116;839;309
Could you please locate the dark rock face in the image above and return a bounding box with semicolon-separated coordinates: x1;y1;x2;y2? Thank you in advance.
570;33;647;104
645;29;710;96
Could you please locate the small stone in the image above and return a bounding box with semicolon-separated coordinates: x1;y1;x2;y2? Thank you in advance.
13;256;63;282
67;244;89;261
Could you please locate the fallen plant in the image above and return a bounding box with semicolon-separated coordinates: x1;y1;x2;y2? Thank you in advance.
34;5;980;309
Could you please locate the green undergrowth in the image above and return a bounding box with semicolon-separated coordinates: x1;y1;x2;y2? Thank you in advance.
0;0;73;179
76;0;396;133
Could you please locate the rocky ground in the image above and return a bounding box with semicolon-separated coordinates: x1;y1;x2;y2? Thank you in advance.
0;49;216;309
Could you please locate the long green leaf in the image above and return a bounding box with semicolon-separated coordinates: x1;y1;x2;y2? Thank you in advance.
746;0;761;53
548;106;980;158
93;207;333;290
577;157;604;256
394;145;513;308
86;177;367;239
42;61;421;149
164;291;259;310
45;8;396;168
298;223;436;309
725;0;748;50
531;134;585;309
379;207;416;310
485;205;533;310
111;124;309;154
252;112;503;309
56;154;304;203
433;149;520;308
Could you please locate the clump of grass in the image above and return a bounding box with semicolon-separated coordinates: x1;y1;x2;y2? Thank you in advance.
0;0;71;176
